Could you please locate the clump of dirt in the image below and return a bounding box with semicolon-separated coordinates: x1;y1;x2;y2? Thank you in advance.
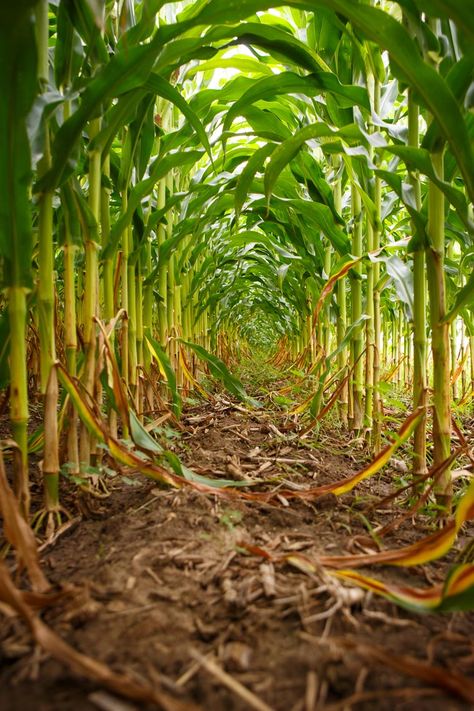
1;392;473;711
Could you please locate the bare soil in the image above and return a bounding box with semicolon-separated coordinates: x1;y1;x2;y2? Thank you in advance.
1;389;473;711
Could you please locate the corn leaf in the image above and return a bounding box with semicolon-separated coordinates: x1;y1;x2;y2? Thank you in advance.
146;336;182;418
333;562;474;613
223;71;370;139
181;340;261;407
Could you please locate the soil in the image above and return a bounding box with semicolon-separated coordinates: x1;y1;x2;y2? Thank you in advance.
1;384;474;711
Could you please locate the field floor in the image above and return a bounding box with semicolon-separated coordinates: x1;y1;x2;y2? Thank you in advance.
1;375;474;711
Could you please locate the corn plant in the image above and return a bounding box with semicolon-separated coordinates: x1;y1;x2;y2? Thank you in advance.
0;0;472;595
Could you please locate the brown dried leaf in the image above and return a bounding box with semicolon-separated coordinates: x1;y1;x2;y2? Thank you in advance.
259;562;276;598
0;448;49;593
335;638;474;704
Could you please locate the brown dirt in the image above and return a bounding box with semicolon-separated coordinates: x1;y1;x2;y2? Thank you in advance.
1;393;474;711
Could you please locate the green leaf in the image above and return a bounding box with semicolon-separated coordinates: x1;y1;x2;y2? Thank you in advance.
264;122;362;202
229;230;300;262
90;88;147;155
60;0;108;66
164;451;256;488
223;71;369;139
146;336;182;418
317;0;474;203
145;73;213;161
375;169;428;249
38;40;163;190
384;145;473;234
409;0;474;44
181;340;261;407
129;410;163;455
310;315;370;418
185;54;274;79
383;255;414;320
57;365;105;443
54;0;83;90
235;143;276;218
204;21;331;74
117;0;167;48
0;9;36;289
254;195;351;256
442;270;474;324
104;150;203;260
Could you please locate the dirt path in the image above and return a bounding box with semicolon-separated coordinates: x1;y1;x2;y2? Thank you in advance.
1;392;474;710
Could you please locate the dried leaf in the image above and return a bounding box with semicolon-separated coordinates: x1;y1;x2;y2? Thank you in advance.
0;449;49;593
335;638;474;703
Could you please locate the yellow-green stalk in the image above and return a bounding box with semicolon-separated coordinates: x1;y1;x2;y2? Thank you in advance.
424;18;452;508
36;0;61;513
157;178;168;346
371;75;382;454
79;117;101;467
101;155;114;321
470;334;474;395
166;171;176;363
36;0;55;393
63;218;79;474
61;98;79;476
323;240;331;356
350;186;363;431
2;4;38;517
448;241;457;401
334;168;348;424
143;233;154;411
128;253;138;394
364;217;375;431
9;288;30;516
409;91;427;478
120;191;130;387
426;148;452;507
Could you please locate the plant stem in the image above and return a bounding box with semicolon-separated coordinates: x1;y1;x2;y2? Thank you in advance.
408;89;427;477
9;288;30;517
334;167;348;424
426;149;452;508
350;186;363;431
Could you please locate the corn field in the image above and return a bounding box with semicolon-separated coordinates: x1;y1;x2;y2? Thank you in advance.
1;1;474;709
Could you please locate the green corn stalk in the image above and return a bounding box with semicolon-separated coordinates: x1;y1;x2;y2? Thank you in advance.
79;118;101;469
35;0;61;513
128;250;138;395
101;155;114;322
59;47;79;477
447;240;457;401
334;166;348;424
136;256;144;406
364;201;375;436
409;86;428;477
166;170;176;365
470;335;474;394
143;232;154;411
350;186;363;431
371;75;382;455
100;153;118;436
62;197;79;475
426;148;452;507
0;1;37;516
323;241;331;356
36;0;55;393
157;178;168;347
120;188;130;389
425;18;452;509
